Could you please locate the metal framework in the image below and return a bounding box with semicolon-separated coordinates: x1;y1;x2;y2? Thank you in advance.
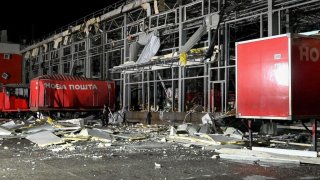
21;0;320;113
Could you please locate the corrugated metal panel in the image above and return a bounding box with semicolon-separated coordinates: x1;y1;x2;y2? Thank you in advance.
138;31;155;45
136;35;160;64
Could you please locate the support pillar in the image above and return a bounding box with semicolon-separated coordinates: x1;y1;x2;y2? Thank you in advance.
123;13;128;64
312;119;318;152
268;0;279;36
147;71;150;111
142;72;145;110
153;70;157;109
285;9;291;33
248;119;253;149
260;14;263;38
178;3;186;112
172;68;175;111
85;38;90;78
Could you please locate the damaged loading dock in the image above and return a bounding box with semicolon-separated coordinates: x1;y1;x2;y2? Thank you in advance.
3;0;320;178
20;0;320;148
22;0;320;116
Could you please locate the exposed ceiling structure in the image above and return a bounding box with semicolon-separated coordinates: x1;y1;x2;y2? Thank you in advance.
21;0;320;113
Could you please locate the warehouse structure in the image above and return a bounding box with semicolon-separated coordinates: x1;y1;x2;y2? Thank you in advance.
21;0;320;115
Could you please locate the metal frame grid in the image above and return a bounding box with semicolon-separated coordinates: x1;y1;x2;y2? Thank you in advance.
21;0;320;113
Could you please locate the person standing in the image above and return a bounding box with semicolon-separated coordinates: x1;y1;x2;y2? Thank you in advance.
146;111;152;125
102;104;109;127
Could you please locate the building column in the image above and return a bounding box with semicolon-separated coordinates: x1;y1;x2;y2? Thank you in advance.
268;0;279;36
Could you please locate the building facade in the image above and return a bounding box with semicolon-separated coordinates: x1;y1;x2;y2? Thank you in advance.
21;0;320;113
0;30;22;84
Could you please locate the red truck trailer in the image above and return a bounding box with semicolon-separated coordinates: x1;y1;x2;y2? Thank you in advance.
236;34;320;150
29;75;115;112
0;84;29;113
237;34;320;120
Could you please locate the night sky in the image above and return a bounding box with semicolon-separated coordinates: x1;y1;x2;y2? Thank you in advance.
0;0;119;44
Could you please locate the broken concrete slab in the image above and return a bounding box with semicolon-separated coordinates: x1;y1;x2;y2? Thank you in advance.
187;125;200;135
24;124;54;134
79;128;112;142
219;153;300;164
1;120;19;129
176;123;201;135
59;118;84;127
133;124;167;134
206;134;244;145
55;127;82;132
26;130;64;147
0;127;12;136
113;133;147;141
88;128;113;142
201;113;213;125
63;136;90;142
216;148;320;165
223;127;243;140
252;147;317;158
51;143;75;152
169;126;177;136
99;128;117;134
167;134;221;146
177;124;189;134
198;124;212;134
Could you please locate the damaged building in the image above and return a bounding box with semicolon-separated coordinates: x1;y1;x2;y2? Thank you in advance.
21;0;320;121
0;1;320;178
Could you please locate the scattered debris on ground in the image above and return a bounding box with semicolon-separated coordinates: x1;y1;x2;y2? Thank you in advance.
0;113;319;166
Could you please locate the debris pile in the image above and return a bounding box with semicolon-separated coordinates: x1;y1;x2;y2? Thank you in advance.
0;113;319;166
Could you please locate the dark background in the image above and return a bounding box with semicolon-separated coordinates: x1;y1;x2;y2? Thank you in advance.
0;0;119;44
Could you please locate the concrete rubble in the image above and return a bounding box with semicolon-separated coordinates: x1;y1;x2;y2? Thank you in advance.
0;127;12;136
26;130;65;147
215;148;320;165
0;114;319;166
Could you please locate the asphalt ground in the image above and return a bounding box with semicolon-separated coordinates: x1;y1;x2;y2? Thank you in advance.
0;138;319;180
